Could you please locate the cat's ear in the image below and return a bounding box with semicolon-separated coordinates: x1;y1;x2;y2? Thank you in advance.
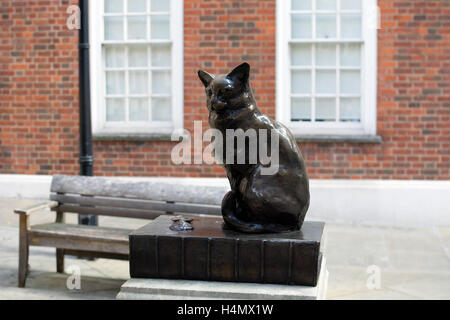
227;62;250;83
198;70;214;88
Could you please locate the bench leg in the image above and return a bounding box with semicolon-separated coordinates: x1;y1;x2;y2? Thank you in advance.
18;215;29;288
56;249;64;273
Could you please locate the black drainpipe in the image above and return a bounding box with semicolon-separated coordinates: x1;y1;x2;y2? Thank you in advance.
78;0;97;226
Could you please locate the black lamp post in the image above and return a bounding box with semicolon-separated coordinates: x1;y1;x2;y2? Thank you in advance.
78;0;97;226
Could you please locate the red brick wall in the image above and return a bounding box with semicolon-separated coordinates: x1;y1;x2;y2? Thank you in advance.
0;0;80;175
0;0;449;179
364;0;449;180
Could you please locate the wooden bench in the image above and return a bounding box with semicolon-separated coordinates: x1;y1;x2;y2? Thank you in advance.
14;174;222;287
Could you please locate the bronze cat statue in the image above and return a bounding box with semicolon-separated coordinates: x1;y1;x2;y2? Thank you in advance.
198;62;310;233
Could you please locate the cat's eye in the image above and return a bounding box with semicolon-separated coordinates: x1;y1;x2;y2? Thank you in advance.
219;87;232;96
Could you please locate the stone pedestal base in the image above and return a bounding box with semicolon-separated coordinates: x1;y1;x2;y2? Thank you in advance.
117;258;328;300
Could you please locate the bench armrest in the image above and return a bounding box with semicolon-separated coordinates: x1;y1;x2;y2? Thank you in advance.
14;201;59;215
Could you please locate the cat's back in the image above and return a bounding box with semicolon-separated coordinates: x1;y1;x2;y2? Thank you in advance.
258;115;303;159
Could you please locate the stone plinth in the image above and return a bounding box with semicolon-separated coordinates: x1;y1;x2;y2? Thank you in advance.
117;258;328;300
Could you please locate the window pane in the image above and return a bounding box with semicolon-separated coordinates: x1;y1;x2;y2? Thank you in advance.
152;71;171;94
340;43;361;67
128;16;147;40
291;14;312;39
106;71;125;94
291;0;311;10
129;71;148;94
152;45;171;67
316;14;336;39
341;0;361;10
105;46;125;68
106;98;125;121
291;98;311;122
316;44;336;66
341;14;361;38
151;0;170;12
316;98;336;121
317;0;336;10
104;17;123;40
128;0;146;12
151;15;170;39
105;0;123;13
291;70;311;94
340;98;361;122
316;70;336;94
129;98;149;121
129;46;148;67
340;70;360;94
152;97;171;121
291;44;311;66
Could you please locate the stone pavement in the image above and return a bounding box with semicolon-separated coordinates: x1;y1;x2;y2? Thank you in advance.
0;199;449;300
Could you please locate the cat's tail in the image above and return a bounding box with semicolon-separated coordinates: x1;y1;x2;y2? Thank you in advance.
221;191;294;234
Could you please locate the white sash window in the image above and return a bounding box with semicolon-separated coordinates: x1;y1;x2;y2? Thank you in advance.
277;0;378;136
90;0;183;137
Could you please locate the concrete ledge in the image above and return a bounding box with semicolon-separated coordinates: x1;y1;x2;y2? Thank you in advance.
117;258;328;300
310;179;450;228
0;174;52;200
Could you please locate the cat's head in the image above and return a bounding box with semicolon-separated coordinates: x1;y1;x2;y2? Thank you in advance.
198;62;254;113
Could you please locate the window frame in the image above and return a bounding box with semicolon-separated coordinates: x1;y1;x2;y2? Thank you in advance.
89;0;184;137
276;0;378;136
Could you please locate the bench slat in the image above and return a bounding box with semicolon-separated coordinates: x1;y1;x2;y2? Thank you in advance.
30;223;130;241
28;223;130;255
50;175;227;205
14;201;58;215
50;194;221;216
63;249;129;260
54;204;166;220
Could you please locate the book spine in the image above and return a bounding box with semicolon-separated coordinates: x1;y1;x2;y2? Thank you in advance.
131;235;320;286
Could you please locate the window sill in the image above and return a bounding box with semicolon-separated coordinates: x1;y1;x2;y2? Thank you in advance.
93;132;179;142
294;134;383;144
